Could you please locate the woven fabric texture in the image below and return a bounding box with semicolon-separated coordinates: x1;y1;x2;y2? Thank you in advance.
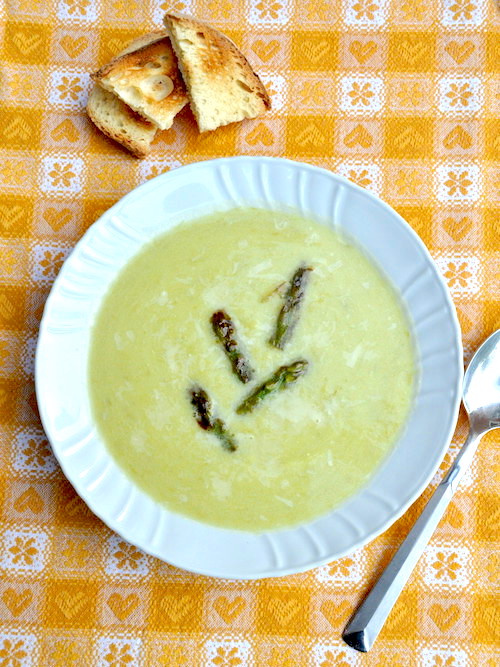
0;0;499;665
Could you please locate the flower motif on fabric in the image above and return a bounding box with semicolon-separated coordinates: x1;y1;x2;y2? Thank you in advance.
449;0;476;20
39;250;66;279
205;0;232;17
95;164;126;190
348;82;374;106
56;76;83;102
139;160;181;184
161;0;186;11
0;639;27;667
112;0;138;18
48;163;76;188
1;249;19;277
431;551;461;580
401;0;425;20
395;169;423;196
160;646;188;666
347;169;371;189
305;0;330;20
104;643;134;667
212;647;242;667
328;557;355;577
64;0;91;15
255;0;282;19
0;161;29;186
21;437;51;467
341;76;383;113
445;83;473;107
353;0;379;20
432;656;456;667
8;537;38;565
8;74;36;99
113;542;143;570
443;262;472;288
444;171;472;196
396;82;423;107
62;539;90;568
52;641;80;667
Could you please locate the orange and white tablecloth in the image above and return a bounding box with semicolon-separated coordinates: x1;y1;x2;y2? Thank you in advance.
0;0;499;665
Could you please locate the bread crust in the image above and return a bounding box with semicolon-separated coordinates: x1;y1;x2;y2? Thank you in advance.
87;84;157;158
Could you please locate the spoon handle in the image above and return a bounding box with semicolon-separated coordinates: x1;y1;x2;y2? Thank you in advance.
342;429;481;653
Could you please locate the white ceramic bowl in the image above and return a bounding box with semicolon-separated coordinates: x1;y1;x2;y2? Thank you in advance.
35;157;462;579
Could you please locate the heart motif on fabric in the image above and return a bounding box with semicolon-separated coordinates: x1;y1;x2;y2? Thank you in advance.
12;31;42;55
51;119;79;143
2;589;33;617
0;204;25;230
443;125;472;150
295;122;325;148
60;35;88;58
252;39;280;62
14;487;44;514
429;603;460;631
305;40;331;65
320;600;351;627
213;596;246;623
394;126;425;151
160;594;194;623
344;124;373;148
445;40;475;64
107;593;140;620
245;123;274;146
4;116;32;142
442;216;472;241
43;207;73;232
444;502;464;528
55;590;88;620
349;40;378;64
268;598;301;626
397;39;429;65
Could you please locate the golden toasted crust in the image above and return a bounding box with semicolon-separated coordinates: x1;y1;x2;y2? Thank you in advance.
91;35;188;130
163;13;271;132
87;84;157;158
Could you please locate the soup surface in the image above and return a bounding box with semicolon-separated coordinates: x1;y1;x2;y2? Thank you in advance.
89;208;415;531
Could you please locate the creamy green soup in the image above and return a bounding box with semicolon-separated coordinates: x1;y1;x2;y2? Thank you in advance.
89;208;415;531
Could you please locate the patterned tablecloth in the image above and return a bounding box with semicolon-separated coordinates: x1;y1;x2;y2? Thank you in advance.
0;0;499;665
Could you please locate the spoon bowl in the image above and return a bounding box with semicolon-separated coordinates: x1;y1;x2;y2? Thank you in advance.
463;329;500;430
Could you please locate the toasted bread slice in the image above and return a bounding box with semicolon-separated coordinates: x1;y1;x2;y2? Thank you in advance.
163;13;271;132
87;84;157;158
86;33;166;157
92;34;188;131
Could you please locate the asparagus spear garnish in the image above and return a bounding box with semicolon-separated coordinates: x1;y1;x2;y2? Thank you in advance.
211;310;254;383
270;265;313;349
190;385;237;452
236;359;309;414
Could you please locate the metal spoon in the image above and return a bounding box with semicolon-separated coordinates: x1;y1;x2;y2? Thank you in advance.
343;329;500;652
